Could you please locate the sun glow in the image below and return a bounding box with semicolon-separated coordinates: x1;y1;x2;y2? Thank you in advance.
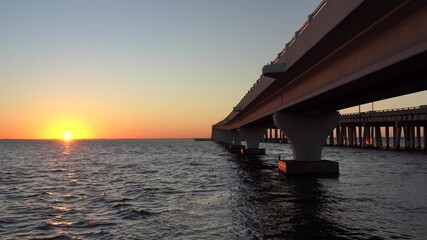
63;132;72;141
44;118;93;140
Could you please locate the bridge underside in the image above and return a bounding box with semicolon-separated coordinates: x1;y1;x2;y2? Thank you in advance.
212;0;427;174
287;51;427;112
235;49;427;128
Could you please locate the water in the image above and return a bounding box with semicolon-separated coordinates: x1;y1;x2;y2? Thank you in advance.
0;140;426;239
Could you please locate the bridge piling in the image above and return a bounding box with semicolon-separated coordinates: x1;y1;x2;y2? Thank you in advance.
274;111;339;175
395;123;402;150
339;108;427;151
376;126;383;148
385;126;390;149
416;126;421;149
239;127;266;155
424;125;427;151
404;126;410;150
352;126;358;147
228;130;242;146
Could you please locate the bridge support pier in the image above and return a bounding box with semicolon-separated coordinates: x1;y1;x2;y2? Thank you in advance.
424;126;427;151
394;123;402;150
227;130;245;154
273;111;339;175
416;126;422;149
212;128;227;145
212;128;246;153
239;127;266;155
227;130;241;145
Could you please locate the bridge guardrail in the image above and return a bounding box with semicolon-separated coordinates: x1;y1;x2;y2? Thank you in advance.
340;105;427;123
226;0;329;124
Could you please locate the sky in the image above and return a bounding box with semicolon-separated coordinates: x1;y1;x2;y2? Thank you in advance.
0;0;426;139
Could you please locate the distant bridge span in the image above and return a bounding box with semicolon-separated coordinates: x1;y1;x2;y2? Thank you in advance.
212;0;427;174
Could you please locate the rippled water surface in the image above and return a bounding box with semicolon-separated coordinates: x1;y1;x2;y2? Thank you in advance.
1;140;426;239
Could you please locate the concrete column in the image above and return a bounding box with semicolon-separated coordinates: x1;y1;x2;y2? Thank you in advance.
342;126;347;146
222;129;233;144
344;126;348;146
274;111;339;175
271;127;277;143
363;126;368;147
213;128;220;142
228;130;241;146
348;126;353;147
212;128;227;143
226;130;246;154
273;111;339;160
411;126;416;150
239;127;266;149
329;130;334;146
375;126;383;148
395;122;401;150
385;126;390;149
354;126;358;147
352;126;356;146
354;127;358;147
282;129;286;143
416;126;421;149
211;128;218;141
404;126;410;150
424;126;427;151
352;126;356;147
336;125;341;146
392;125;396;148
358;125;363;147
274;128;277;142
347;126;352;146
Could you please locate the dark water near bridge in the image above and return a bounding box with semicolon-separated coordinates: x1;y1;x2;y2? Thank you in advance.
1;140;426;239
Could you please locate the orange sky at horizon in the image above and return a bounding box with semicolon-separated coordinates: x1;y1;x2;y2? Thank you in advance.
1;111;215;140
0;94;217;139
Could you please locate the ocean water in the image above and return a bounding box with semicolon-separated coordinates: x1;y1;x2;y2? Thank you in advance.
0;140;426;239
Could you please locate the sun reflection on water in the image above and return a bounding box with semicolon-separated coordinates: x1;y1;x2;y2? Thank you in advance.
51;206;71;211
62;142;72;156
49;220;74;226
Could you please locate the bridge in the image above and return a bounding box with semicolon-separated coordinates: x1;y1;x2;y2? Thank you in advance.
263;106;427;151
334;106;427;150
212;0;427;175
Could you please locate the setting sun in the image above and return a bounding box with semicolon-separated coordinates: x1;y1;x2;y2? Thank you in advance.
63;132;72;141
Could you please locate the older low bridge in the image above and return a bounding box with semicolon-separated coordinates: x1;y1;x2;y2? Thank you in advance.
263;106;427;151
212;0;427;175
333;106;427;150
